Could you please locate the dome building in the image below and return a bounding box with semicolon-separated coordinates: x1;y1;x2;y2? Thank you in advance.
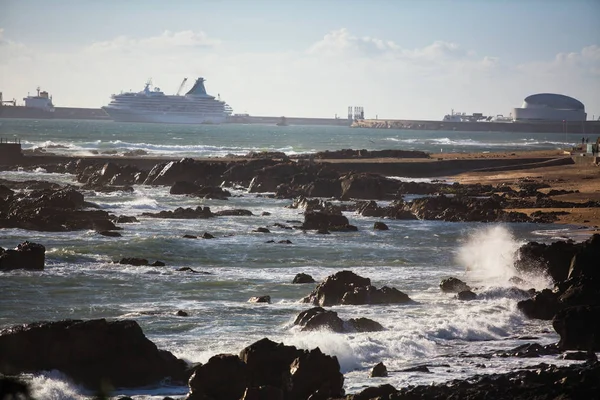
513;93;587;121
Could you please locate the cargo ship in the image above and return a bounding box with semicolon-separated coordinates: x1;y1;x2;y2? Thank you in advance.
0;88;109;120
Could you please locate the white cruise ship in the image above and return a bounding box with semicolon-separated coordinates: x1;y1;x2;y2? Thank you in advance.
102;77;232;124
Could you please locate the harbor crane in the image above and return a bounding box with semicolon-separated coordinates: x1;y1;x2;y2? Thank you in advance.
176;78;188;96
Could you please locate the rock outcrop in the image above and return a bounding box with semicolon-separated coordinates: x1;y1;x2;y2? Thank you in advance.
0;241;45;271
0;319;188;390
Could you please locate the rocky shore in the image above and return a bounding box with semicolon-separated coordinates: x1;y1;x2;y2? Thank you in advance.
1;148;600;399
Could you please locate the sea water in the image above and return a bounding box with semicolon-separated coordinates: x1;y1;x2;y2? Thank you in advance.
0;119;582;399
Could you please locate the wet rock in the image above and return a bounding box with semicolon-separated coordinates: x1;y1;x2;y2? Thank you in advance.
112;215;138;223
151;260;166;267
553;305;600;351
142;206;214;219
457;290;477;301
97;230;122;237
119;257;149;266
517;289;559;320
373;221;389;230
176;267;211;274
352;384;398;400
238;337;344;400
401;365;431;373
440;277;471;293
248;296;271;304
292;273;315;284
186;354;248;400
515;238;581;283
253;227;270;233
202;232;215;239
347;318;385;332
369;362;388;378
293;307;344;333
301;211;357;232
494;343;560;358
0;241;45;272
340;173;401;200
287;347;345;400
176;310;189;317
278;239;292;244
302;270;411;306
144;158;228;186
241;385;284;400
183;234;197;239
214;209;254;216
0;319;188;390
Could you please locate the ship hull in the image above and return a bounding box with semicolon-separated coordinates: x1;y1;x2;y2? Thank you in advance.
0;106;54;119
102;107;227;125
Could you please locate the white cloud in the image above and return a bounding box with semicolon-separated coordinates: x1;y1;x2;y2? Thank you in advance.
85;30;221;53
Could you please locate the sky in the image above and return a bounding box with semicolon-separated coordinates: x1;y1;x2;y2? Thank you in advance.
1;0;599;120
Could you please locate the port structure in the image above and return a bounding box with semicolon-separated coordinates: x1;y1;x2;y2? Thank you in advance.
348;106;365;121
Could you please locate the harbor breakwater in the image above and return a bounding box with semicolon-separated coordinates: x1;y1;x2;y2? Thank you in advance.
353;118;600;135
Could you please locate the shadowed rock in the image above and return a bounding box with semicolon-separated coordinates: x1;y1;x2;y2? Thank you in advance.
370;362;388;378
0;241;45;271
440;277;471;293
292;273;315;284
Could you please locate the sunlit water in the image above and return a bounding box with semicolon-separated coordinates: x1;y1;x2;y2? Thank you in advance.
0;119;584;399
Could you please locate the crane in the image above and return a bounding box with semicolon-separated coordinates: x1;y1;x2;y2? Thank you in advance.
176;78;188;96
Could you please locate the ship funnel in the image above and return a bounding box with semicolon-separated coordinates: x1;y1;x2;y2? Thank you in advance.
186;78;208;96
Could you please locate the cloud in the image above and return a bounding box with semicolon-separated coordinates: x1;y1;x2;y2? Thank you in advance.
308;28;400;57
85;30;221;53
0;27;31;64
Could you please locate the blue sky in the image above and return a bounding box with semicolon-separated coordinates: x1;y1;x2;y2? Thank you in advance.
1;0;599;119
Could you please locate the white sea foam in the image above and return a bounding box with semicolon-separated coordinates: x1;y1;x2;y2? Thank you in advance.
457;225;522;285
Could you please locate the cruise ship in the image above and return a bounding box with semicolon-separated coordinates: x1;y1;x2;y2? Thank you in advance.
102;77;233;124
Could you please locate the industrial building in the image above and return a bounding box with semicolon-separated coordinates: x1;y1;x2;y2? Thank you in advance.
513;93;587;122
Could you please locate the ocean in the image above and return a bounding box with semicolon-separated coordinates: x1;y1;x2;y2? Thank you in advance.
0;119;583;399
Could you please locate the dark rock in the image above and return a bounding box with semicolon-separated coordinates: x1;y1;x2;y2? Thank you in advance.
494;343;560;358
214;209;254;216
112;215;138;223
97;230;122;237
401;365;431;373
151;260;166;267
0;319;188;390
119;257;149;266
278;239;292;244
517;289;559;320
440;277;471;293
0;376;31;400
176;310;189;317
0;241;45;271
352;384;398;400
286;347;344;400
239;338;303;390
248;296;271;304
302;270;411;306
293;307;344;333
457;290;477;301
254;227;271;233
339;173;401;200
301;211;355;232
373;221;389;230
170;181;200;195
242;385;284;400
553;305;600;351
369;362;388;378
347;318;385;332
183;234;198;239
142;206;213;219
292;273;316;284
176;267;211;274
186;354;248;400
202;232;215;239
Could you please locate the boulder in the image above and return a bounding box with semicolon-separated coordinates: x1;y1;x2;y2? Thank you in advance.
248;296;271;304
119;257;149;266
292;273;315;284
239;338;302;389
293;307;344;333
369;362;388;378
517;289;559;320
457;290;477;301
515;239;581;283
0;319;188;390
353;384;398;400
142;206;213;219
300;211;356;232
301;270;371;306
341;285;411;305
373;221;389;230
170;181;200;195
440;277;471;293
186;354;248;400
214;209;253;217
0;241;45;271
553;306;600;351
347;318;385;332
340;173;400;200
286;347;344;400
